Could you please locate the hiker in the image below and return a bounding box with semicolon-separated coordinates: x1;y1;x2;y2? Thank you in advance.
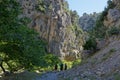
60;63;63;71
54;64;58;71
64;63;67;70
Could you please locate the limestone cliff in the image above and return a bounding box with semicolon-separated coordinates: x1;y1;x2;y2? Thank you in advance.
104;0;120;27
18;0;84;60
58;0;120;79
79;12;99;31
113;0;120;9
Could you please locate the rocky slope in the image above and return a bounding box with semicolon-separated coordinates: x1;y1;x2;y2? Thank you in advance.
18;0;84;60
57;0;120;79
38;0;120;80
34;35;120;80
57;35;120;80
1;36;120;80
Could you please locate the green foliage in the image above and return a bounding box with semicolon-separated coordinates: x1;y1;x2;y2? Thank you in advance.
61;60;73;69
83;37;97;50
114;73;120;80
0;71;39;80
36;0;46;13
99;0;115;21
62;1;69;12
109;48;116;53
89;0;115;39
20;17;31;25
72;59;81;67
70;10;84;36
108;27;120;36
70;11;79;26
40;54;61;68
61;59;81;69
36;0;54;13
90;23;107;38
107;0;115;9
89;9;108;38
48;4;53;10
0;0;54;72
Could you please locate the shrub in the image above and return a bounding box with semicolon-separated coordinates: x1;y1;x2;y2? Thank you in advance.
109;48;116;53
83;37;97;51
89;0;115;39
72;59;81;67
114;73;120;80
35;0;46;13
108;27;120;36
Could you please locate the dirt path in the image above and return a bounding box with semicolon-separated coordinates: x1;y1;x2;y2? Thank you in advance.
36;71;60;80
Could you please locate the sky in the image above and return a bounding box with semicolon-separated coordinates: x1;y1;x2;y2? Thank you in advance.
66;0;108;16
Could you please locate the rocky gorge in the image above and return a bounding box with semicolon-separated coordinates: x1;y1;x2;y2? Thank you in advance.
38;0;120;79
57;0;120;79
18;0;84;60
1;0;120;80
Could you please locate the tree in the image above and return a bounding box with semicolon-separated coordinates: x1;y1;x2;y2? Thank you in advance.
89;0;115;39
0;0;53;73
83;37;97;51
107;0;115;9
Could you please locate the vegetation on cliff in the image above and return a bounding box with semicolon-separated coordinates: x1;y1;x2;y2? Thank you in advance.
90;0;115;38
0;0;61;73
1;0;120;80
83;0;117;52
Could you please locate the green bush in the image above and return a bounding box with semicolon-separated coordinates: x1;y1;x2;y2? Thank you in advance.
72;59;81;67
36;0;46;13
114;73;120;80
109;48;116;53
108;27;120;36
107;0;115;9
83;37;97;51
89;0;115;39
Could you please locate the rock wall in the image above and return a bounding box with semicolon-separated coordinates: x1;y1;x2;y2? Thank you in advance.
104;0;120;27
113;0;120;9
18;0;84;60
79;12;99;31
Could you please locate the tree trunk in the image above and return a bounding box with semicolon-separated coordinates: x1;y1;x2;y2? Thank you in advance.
6;62;14;73
0;61;6;73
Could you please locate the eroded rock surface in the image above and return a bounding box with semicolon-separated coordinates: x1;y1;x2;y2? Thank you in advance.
18;0;84;60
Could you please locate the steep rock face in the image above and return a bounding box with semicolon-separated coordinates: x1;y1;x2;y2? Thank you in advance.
113;0;120;9
104;0;120;27
79;13;99;31
18;0;84;60
104;9;120;27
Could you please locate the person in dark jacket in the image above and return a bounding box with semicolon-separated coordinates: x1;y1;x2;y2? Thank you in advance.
60;63;63;71
64;63;67;70
54;64;58;71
